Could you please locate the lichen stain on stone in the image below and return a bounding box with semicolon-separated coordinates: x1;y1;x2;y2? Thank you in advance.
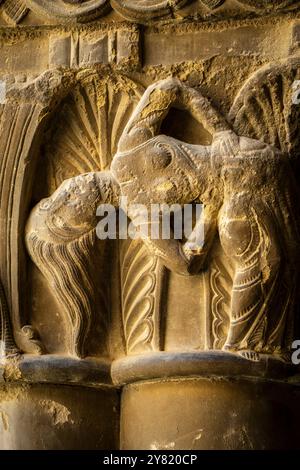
39;399;74;426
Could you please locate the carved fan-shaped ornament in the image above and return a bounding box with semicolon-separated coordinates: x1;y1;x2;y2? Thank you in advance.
46;73;143;193
228;57;300;161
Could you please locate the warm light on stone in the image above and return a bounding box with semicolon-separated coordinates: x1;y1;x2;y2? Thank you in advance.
0;0;300;451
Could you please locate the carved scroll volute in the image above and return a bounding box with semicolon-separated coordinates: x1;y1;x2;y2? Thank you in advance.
120;239;167;355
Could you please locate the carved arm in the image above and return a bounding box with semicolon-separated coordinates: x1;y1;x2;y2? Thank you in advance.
117;77;231;153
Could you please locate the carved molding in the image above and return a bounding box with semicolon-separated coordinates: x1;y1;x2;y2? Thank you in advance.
1;0;299;24
111;351;297;386
25;0;110;22
236;0;298;11
110;0;190;21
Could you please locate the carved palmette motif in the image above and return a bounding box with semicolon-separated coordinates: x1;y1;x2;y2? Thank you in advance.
229;58;300;161
209;245;233;350
45;74;142;193
120;239;165;354
201;0;225;8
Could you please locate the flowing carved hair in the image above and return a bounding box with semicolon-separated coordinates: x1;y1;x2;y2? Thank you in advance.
26;171;118;358
26;228;97;358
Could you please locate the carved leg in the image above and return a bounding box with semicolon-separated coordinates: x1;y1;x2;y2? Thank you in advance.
220;206;284;361
224;256;264;361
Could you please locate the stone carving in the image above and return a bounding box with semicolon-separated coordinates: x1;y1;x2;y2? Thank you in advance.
0;0;300;452
110;0;189;21
229;58;300;164
26;171;120;358
0;280;19;358
1;0;298;25
111;77;300;362
0;70;141;358
236;0;298;11
120;240;166;354
45;74;143;193
201;0;225;8
25;0;110;22
0;72;63;356
209;253;232;349
1;0;29;25
48;27;140;69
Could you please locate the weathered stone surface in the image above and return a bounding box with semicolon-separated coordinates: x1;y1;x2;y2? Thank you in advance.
1;0;299;25
0;0;300;451
0;383;119;449
121;378;300;450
